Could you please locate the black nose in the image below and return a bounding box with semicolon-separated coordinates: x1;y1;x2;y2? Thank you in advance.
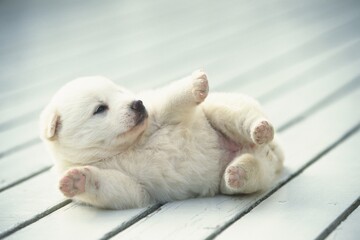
131;100;145;113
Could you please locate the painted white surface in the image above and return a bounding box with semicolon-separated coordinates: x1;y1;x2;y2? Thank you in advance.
279;88;360;173
0;120;40;155
326;207;360;240
0;144;52;190
6;203;148;240
216;133;360;240
0;172;63;233
263;50;360;128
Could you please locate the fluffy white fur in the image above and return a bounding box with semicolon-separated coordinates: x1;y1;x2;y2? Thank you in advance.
40;70;284;209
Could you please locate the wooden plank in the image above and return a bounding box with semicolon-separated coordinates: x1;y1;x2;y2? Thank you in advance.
0;0;338;130
0;120;40;156
6;28;343;134
0;0;209;86
326;206;360;240
240;39;360;99
113;0;360;91
0;0;349;119
0;0;162;53
262;48;360;127
0;172;64;233
0;0;356;131
216;17;360;90
4;203;157;240
0;0;257;95
0;144;51;192
109;87;360;240
7;75;360;240
0;0;277;125
216;133;360;240
0;171;151;239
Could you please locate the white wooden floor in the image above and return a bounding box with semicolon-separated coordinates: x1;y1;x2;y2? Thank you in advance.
0;0;359;239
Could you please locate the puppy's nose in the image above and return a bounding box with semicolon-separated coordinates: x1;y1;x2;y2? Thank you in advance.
131;100;145;113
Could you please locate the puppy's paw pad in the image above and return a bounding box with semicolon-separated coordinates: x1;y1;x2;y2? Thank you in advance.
226;166;246;189
192;69;209;103
251;120;274;145
59;169;87;198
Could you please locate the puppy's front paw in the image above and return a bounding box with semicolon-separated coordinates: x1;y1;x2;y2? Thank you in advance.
192;69;209;103
59;168;87;198
251;119;274;145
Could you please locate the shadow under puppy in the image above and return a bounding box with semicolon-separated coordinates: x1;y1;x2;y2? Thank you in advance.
40;70;284;209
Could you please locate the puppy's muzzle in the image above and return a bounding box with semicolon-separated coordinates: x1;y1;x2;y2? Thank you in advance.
131;100;148;125
131;100;145;113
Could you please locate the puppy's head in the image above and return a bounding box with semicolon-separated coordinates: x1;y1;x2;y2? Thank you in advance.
40;76;148;162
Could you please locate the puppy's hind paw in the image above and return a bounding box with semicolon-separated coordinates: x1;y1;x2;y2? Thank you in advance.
59;168;87;198
225;165;246;189
251;119;274;145
192;69;209;103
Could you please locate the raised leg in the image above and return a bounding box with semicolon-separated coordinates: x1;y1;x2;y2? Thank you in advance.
202;92;274;145
220;144;284;194
59;166;153;209
144;69;209;123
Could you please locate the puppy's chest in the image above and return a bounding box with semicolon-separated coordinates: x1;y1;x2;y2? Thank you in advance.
112;120;223;172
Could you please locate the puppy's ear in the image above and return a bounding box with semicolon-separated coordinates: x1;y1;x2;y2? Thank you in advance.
40;107;61;141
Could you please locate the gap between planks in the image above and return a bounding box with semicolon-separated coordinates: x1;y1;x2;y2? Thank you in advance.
0;200;71;239
315;197;360;240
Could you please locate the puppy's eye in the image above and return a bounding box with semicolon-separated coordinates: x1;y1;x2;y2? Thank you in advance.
93;104;108;115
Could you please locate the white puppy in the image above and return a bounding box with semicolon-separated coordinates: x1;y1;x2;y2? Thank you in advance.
40;70;284;209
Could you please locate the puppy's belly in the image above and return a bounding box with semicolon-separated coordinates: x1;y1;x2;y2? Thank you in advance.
217;132;241;165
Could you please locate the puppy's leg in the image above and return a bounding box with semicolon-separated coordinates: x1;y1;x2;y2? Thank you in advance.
59;166;152;209
220;145;283;194
220;153;262;195
148;69;209;122
202;92;274;145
